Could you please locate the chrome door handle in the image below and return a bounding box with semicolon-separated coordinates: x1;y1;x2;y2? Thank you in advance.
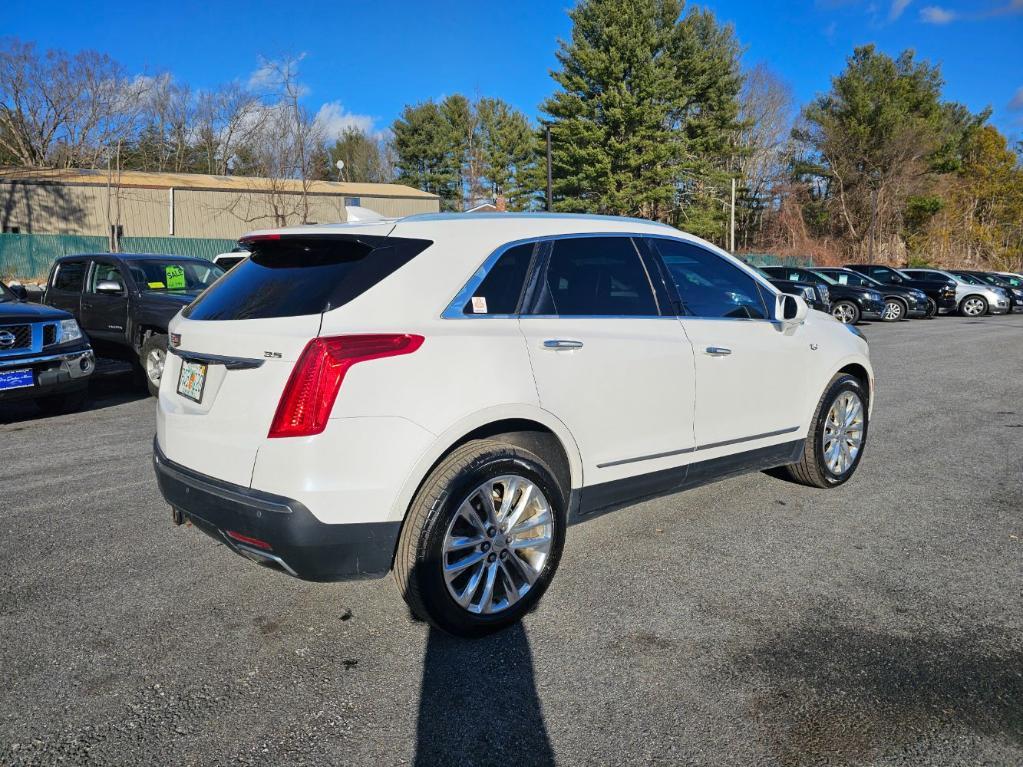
705;346;732;356
543;339;584;350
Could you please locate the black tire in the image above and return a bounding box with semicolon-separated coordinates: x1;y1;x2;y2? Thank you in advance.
394;439;567;638
831;300;860;325
924;297;937;318
139;334;168;397
34;389;88;415
881;298;906;322
774;373;868;489
959;295;988;317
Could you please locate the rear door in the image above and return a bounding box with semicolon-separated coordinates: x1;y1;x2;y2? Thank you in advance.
157;234;431;486
518;235;697;490
45;259;87;317
80;258;129;343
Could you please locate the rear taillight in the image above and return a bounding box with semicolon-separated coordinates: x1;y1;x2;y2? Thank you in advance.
268;334;424;438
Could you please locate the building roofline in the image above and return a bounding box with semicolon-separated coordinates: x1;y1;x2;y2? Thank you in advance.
0;166;440;200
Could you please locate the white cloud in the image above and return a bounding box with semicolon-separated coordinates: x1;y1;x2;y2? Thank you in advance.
314;102;377;140
889;0;912;20
920;5;957;22
247;54;310;97
1009;86;1023;111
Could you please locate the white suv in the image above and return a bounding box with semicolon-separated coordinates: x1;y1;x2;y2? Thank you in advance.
154;213;873;637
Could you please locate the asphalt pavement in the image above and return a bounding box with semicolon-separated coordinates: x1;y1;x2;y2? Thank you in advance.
1;313;1021;766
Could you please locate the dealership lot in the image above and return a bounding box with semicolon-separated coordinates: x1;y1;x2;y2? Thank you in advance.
1;315;1021;766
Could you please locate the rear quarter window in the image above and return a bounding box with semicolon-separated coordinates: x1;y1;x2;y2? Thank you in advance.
183;236;432;321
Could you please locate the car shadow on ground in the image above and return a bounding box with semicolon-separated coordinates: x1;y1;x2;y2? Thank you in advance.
0;367;148;425
414;622;556;767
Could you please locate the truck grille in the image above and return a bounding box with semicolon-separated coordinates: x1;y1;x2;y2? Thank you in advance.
43;324;57;346
0;324;31;351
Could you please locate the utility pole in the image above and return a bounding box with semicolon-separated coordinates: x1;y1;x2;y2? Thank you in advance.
729;177;736;253
867;187;878;262
545;126;553;213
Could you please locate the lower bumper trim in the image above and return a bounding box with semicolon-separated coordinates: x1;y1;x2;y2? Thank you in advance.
152;438;400;581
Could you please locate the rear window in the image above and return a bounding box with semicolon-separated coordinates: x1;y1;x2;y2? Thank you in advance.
183;235;432;321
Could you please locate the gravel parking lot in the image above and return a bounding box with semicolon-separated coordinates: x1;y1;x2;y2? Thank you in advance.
1;314;1021;766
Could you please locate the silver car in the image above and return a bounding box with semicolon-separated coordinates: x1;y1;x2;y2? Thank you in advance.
901;268;1010;317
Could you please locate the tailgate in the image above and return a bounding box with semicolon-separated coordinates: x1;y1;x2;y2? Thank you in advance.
157;313;319;486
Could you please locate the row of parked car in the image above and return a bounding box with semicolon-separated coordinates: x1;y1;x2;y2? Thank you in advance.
755;263;1023;324
1;245;1021;417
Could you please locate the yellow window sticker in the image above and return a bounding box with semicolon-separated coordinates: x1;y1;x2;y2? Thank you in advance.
165;265;186;290
148;281;165;289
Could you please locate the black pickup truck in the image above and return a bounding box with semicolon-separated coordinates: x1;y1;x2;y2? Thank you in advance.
44;254;224;395
1;280;95;413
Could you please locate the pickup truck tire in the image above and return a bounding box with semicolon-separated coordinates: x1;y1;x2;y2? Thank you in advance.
140;334;169;397
35;389;88;415
394;439;566;638
773;373;868;489
924;298;938;318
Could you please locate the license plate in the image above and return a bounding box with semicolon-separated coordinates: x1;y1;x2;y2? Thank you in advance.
0;368;33;391
177;361;208;403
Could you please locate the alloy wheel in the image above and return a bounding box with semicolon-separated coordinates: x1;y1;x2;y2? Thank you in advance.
832;303;856;324
146;348;165;384
962;297;986;316
442;475;554;615
822;391;864;476
882;301;903;321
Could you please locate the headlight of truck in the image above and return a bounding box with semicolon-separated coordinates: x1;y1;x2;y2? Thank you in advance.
60;318;83;343
801;286;815;303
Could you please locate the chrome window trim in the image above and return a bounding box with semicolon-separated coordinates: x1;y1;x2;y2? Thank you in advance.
596;426;800;469
440;231;781;320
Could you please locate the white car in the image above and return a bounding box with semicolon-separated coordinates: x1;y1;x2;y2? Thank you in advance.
212;250;250;271
153;213;874;637
901;268;1010;316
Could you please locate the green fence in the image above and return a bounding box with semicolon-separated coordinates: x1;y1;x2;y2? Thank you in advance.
0;234;238;280
741;253;815;267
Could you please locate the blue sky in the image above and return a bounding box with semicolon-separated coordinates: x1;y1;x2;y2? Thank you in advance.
5;0;1022;142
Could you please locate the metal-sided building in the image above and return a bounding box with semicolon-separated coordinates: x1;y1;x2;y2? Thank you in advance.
0;167;440;240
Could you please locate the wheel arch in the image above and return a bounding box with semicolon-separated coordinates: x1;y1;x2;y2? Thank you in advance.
390;406;583;526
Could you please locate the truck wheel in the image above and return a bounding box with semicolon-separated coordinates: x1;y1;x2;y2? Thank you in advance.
394;439;567;638
924;298;937;318
140;334;169;397
774;373;868;489
35;390;88;415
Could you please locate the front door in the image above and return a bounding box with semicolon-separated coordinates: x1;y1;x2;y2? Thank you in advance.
518;236;697;489
80;260;129;344
649;238;807;450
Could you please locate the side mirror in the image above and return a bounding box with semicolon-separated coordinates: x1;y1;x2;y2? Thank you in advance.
96;280;124;295
777;293;809;324
9;284;28;300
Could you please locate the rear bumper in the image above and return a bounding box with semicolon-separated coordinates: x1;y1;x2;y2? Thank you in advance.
0;346;94;402
152;438;399;581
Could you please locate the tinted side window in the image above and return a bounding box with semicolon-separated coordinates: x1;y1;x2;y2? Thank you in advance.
654;240;770;320
89;262;124;292
53;261;87;292
865;266;896;282
527;237;657;317
464;242;533;315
